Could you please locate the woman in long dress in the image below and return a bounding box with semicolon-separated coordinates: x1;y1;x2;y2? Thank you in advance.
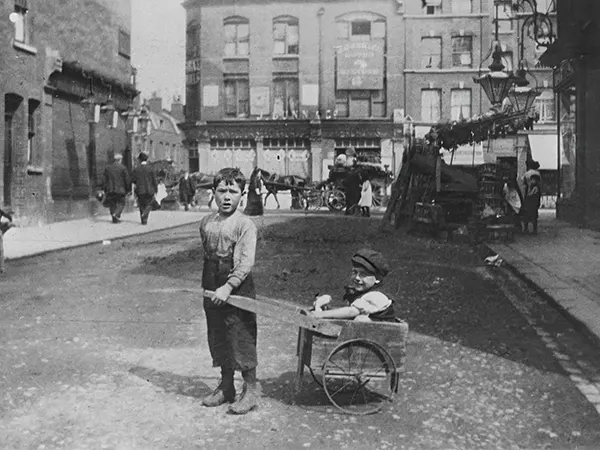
244;168;264;216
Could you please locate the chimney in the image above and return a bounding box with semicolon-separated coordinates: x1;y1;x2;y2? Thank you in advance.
170;98;184;122
148;96;163;114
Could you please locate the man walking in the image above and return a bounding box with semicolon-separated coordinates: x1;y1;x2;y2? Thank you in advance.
131;152;158;225
102;153;130;223
179;170;196;211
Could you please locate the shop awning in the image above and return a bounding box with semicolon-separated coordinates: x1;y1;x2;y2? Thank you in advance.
528;134;563;170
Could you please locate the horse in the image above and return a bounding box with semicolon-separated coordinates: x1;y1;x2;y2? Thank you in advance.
258;169;308;209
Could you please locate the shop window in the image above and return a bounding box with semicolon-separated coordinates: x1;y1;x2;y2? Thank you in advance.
224;78;249;117
12;0;30;44
534;89;555;122
186;22;201;59
421;37;442;69
452;0;471;14
452;36;472;67
273;78;299;118
273;16;299;55
450;89;471;121
224;17;249;57
118;29;131;59
421;89;441;122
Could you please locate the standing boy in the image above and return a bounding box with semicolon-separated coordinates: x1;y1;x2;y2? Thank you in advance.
0;208;15;274
131;152;158;225
179;170;196;211
199;168;259;415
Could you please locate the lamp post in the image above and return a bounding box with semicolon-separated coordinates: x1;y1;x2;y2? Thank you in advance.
81;73;100;215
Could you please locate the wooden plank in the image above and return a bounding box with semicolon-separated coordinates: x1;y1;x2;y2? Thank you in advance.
148;288;341;338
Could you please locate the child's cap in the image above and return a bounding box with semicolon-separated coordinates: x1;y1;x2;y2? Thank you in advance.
351;249;390;278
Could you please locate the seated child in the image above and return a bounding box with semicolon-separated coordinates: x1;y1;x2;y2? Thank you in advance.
311;248;396;322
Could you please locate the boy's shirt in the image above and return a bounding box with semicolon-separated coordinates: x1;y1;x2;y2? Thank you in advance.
199;210;257;289
349;290;393;321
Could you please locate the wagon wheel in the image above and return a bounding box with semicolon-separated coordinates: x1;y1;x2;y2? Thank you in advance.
322;339;396;415
326;189;346;212
304;190;323;211
372;190;383;208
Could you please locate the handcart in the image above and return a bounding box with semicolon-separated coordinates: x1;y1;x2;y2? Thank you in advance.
202;290;409;415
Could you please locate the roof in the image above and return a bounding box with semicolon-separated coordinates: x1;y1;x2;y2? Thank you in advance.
148;110;181;135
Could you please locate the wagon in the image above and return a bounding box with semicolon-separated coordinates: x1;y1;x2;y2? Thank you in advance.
202;290;409;415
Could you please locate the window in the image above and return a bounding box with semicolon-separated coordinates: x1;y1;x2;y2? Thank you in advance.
421;89;441;122
273;17;299;55
451;36;472;67
496;3;513;33
224;17;249;57
536;0;556;13
27;99;40;165
186;23;201;59
273;78;299;118
12;0;29;44
421;37;442;69
335;91;349;117
224;78;249;117
118;30;131;59
501;51;513;71
534;89;555;122
336;17;385;40
451;89;471;120
423;0;442;15
452;0;471;14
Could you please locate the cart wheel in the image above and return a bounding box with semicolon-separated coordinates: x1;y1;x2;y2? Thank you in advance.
308;366;324;388
322;339;396;415
305;190;323;211
326;190;346;212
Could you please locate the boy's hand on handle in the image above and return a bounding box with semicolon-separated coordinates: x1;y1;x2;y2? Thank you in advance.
313;294;332;311
212;284;233;306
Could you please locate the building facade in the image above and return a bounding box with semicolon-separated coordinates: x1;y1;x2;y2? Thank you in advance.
134;96;189;172
181;0;558;183
1;0;136;225
540;0;600;230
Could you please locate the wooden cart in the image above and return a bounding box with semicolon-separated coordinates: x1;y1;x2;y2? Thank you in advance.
202;290;409;415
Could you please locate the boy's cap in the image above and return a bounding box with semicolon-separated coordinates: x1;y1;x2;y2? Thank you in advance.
351;249;389;278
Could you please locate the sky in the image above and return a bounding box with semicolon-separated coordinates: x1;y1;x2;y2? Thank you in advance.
131;0;186;105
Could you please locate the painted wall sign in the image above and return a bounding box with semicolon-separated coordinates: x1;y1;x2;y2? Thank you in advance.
336;41;384;90
203;85;219;107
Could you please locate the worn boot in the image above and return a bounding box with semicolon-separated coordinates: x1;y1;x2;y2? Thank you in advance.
201;369;235;407
228;382;258;414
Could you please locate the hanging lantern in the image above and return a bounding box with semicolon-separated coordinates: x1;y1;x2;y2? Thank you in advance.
507;86;541;114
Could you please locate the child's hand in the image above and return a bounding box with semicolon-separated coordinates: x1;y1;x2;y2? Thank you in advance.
212;284;233;306
313;294;332;311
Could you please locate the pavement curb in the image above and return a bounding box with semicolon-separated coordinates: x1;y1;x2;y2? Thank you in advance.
483;242;600;350
5;217;203;262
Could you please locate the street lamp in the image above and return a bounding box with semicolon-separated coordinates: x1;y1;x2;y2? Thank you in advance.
473;2;516;108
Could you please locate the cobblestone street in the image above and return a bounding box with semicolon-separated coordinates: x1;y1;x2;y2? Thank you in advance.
1;215;600;449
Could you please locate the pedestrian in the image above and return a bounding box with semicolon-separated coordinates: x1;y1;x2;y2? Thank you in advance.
311;248;397;322
343;168;361;216
0;208;16;274
502;177;523;229
102;153;130;223
521;172;542;234
359;175;373;217
179;170;196;211
244;168;264;216
199;167;259;415
131;152;158;225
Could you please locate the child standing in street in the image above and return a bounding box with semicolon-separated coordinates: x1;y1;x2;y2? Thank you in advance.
199;168;259;415
0;208;15;274
311;249;396;322
358;175;373;217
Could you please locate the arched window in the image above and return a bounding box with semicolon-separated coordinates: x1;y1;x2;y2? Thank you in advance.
273;16;299;55
224;16;249;57
335;12;386;41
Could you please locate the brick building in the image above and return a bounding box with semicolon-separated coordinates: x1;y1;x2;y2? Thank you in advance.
180;0;557;183
1;0;136;225
540;0;600;229
135;96;189;172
